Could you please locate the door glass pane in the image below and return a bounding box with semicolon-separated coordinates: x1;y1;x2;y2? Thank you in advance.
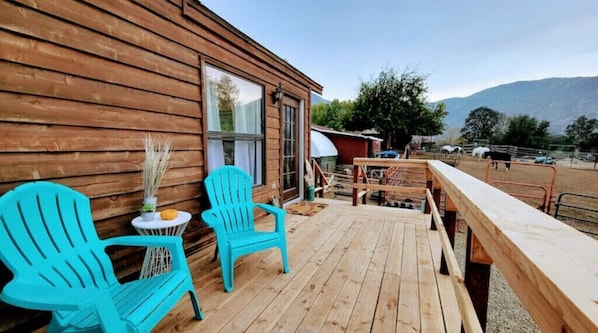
283;104;297;191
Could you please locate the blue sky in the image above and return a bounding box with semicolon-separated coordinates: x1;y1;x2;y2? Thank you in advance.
199;0;598;102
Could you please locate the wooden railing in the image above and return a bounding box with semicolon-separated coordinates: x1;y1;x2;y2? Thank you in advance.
351;158;598;333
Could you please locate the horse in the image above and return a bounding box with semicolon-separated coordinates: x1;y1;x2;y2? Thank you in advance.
482;151;512;171
441;145;464;156
472;146;490;160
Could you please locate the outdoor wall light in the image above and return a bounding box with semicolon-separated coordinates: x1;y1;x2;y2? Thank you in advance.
272;87;282;104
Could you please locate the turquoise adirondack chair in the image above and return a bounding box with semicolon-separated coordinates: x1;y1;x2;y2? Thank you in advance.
201;166;289;292
0;182;203;332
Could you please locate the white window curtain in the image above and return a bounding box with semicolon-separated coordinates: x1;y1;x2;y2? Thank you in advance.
234;99;262;184
207;83;225;173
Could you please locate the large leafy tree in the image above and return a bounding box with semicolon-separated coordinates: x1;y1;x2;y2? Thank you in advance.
502;115;550;148
460;107;502;142
345;68;446;150
565;115;598;148
311;99;354;131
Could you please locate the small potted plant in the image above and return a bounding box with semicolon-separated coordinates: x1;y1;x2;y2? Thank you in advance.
140;202;156;221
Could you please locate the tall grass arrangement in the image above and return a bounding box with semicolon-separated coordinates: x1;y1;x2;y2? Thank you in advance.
143;134;173;198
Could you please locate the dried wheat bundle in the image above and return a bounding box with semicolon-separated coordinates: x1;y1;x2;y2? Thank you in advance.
143;134;173;198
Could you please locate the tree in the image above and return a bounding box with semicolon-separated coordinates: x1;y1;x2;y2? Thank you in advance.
460;107;502;142
311;99;354;131
345;68;446;150
502;115;550;148
565;115;598;148
490;112;510;143
214;76;239;132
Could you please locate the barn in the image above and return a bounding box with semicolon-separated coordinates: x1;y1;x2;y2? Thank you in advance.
0;1;322;330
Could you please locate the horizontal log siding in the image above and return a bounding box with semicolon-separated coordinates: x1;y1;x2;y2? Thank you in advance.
0;1;321;330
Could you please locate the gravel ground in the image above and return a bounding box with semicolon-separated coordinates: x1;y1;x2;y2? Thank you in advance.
453;226;540;333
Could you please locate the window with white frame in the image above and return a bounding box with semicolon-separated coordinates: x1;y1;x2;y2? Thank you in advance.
205;65;264;185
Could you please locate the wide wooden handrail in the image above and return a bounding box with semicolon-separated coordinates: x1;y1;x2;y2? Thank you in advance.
428;160;598;332
350;158;598;332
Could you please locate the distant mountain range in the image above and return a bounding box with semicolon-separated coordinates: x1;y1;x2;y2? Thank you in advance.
311;93;331;105
434;76;598;134
312;76;598;134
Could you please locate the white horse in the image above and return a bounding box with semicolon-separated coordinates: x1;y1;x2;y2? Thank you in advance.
441;145;464;156
472;147;490;160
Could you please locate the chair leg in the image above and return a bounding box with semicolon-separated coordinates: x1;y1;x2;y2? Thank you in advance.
219;248;234;292
281;246;290;273
212;244;219;262
187;290;205;320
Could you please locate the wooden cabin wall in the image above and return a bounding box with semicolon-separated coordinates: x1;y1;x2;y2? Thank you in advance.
0;0;321;330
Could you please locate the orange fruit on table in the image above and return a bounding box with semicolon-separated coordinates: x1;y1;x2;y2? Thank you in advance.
160;209;179;220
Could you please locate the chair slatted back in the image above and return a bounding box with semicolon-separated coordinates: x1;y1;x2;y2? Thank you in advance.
0;182;117;289
203;166;255;234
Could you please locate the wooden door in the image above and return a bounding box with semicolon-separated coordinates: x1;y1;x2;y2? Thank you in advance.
282;97;300;201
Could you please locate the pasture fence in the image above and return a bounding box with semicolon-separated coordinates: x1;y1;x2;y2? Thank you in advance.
454;144;596;169
553;192;598;237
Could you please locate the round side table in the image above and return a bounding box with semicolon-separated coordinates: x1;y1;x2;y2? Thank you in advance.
132;211;191;279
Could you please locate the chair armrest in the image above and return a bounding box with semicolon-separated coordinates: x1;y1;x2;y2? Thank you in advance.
254;203;285;216
1;281;102;311
201;210;226;233
103;235;189;271
254;203;287;232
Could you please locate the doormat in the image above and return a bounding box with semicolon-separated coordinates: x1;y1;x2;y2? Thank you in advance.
286;201;328;216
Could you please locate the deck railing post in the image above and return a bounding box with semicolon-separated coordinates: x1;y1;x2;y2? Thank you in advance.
352;164;359;206
361;169;368;205
465;227;493;331
440;196;457;275
378;175;387;206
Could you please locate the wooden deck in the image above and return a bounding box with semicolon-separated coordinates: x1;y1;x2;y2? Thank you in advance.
154;198;461;332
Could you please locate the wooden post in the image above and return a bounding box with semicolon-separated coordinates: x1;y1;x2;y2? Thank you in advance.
464;227;493;331
378;175;387;206
440;197;457;275
361;169;368;205
352;165;359;206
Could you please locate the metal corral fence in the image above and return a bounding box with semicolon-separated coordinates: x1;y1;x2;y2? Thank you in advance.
457;144;598;169
553;192;598;237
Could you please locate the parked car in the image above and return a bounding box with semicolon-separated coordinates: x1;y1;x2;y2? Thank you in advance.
376;150;400;159
534;156;556;165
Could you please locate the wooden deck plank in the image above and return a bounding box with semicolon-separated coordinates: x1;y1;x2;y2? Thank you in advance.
416;224;447;332
243;214;355;332
297;217;382;332
397;223;421;332
344;221;393;332
196;210;345;332
158;213;329;332
151;199;459;333
320;219;385;333
221;212;346;332
268;215;366;332
371;222;405;332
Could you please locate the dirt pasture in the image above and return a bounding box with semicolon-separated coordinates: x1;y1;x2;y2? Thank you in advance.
454;156;598;236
